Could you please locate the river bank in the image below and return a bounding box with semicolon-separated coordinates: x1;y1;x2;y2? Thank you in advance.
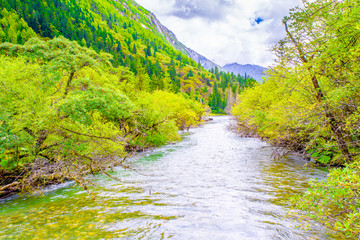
0;119;207;200
0;116;344;239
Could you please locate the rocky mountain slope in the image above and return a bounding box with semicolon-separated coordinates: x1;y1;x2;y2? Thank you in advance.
145;10;220;70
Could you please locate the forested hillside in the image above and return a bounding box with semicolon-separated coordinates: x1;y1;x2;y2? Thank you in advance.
0;0;256;197
0;0;255;106
232;0;360;237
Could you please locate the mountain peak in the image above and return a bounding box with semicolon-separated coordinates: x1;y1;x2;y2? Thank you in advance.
223;63;268;81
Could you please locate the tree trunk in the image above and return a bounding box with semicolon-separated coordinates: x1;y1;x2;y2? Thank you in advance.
284;21;352;163
63;70;75;98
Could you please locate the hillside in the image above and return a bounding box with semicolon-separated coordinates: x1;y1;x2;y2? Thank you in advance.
0;0;256;109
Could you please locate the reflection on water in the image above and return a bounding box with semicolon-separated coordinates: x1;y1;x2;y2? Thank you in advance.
0;116;343;239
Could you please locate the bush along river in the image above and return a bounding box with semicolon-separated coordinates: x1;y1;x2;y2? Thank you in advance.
0;116;344;239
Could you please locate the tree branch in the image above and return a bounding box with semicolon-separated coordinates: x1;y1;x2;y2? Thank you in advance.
60;126;118;141
284;20;309;63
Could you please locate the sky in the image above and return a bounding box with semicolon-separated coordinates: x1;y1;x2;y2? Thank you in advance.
135;0;303;67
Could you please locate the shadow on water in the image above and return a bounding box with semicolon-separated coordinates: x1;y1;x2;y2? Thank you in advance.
0;116;345;239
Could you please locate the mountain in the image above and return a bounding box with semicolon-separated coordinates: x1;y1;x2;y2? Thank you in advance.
223;63;268;81
145;10;220;70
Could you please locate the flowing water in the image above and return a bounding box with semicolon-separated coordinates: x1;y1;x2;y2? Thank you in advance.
0;116;343;239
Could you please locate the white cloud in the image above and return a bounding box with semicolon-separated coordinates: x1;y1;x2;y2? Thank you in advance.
135;0;303;67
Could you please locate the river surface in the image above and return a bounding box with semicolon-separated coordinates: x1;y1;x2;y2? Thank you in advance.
0;116;343;239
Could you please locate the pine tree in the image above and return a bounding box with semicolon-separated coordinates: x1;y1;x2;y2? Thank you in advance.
132;43;137;54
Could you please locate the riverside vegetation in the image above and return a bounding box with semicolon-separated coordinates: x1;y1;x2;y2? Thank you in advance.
0;36;204;197
2;0;356;238
232;0;360;237
0;0;256;198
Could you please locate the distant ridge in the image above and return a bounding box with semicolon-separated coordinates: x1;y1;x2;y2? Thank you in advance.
223;63;268;81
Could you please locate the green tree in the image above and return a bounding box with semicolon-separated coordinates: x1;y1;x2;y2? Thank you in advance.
132;43;137;54
0;37;133;194
279;0;358;163
145;45;151;57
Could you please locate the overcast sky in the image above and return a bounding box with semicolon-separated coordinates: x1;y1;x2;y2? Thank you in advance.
135;0;303;67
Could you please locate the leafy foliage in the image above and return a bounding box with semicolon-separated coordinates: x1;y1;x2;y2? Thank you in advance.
0;0;256;113
233;0;360;165
291;162;360;238
0;8;36;44
0;37;204;196
232;0;360;236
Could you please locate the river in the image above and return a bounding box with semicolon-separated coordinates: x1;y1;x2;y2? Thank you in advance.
0;116;342;239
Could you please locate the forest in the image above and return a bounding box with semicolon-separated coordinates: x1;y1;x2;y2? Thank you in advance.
232;0;360;237
0;0;256;197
